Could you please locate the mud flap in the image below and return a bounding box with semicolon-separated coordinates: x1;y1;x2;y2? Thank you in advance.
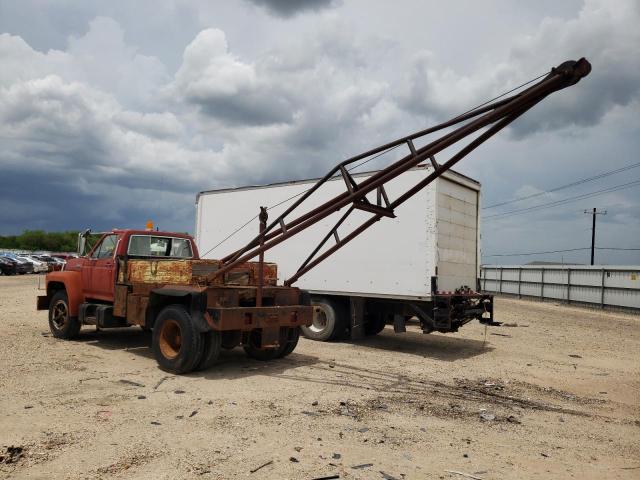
37;295;50;310
261;327;281;347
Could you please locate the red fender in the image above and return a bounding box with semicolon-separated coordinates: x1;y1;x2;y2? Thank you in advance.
45;271;85;316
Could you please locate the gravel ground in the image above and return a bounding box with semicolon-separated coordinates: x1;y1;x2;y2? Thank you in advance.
0;274;638;479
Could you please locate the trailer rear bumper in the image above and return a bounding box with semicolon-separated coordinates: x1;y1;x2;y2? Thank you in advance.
432;291;494;332
205;305;313;331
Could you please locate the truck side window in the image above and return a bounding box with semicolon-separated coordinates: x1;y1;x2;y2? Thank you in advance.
91;234;118;259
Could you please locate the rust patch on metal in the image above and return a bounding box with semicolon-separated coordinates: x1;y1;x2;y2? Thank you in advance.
261;327;280;347
126;294;148;326
125;259;275;287
224;262;277;286
207;305;312;331
117;259;126;283
191;261;221;279
203;285;301;309
127;260;195;284
113;285;128;317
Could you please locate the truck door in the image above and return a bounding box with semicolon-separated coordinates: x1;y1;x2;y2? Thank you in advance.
80;234;106;291
85;233;119;301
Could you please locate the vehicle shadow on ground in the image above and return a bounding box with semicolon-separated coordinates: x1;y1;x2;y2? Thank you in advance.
69;327;322;379
72;326;489;364
65;325;490;384
72;327;156;360
193;349;321;381
343;326;492;361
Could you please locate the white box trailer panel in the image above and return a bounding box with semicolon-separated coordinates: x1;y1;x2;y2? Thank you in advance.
195;166;481;300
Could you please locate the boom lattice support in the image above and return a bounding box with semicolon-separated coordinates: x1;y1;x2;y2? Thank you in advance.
208;58;591;286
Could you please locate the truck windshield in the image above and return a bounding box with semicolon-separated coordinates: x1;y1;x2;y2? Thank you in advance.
128;235;193;258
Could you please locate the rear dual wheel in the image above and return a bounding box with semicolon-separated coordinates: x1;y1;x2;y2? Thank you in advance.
152;305;222;374
153;306;300;373
196;330;222;371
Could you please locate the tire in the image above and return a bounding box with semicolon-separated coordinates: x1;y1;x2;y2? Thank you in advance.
243;330;280;361
48;290;81;339
194;330;222;371
152;305;203;374
300;297;346;341
221;331;242;350
277;327;300;358
365;313;387;336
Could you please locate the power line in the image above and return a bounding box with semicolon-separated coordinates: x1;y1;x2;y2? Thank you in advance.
484;179;640;220
452;71;548;121
483;161;640;209
482;246;640;257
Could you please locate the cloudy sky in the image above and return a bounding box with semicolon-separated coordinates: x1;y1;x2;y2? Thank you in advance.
0;0;638;264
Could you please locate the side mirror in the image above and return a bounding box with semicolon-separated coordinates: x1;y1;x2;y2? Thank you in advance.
77;229;91;256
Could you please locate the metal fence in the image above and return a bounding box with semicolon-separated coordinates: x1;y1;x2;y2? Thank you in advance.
480;265;640;312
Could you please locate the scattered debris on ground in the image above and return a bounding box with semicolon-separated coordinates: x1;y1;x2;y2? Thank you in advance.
0;446;25;465
0;278;637;479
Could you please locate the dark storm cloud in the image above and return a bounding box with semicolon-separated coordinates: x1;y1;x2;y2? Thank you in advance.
187;89;294;126
245;0;337;18
0;166;195;234
0;1;638;264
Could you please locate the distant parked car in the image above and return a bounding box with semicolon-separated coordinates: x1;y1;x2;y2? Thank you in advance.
34;255;64;271
17;255;49;273
31;255;55;272
0;256;18;275
0;253;33;274
51;253;78;261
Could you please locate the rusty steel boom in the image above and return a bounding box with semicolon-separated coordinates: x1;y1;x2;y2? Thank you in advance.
209;58;591;287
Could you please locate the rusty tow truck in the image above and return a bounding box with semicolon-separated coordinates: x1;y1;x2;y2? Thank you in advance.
37;229;311;373
36;58;591;374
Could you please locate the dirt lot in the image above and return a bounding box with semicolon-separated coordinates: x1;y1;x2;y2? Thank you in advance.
0;274;638;480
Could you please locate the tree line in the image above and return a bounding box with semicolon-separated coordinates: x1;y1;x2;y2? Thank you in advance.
0;230;79;252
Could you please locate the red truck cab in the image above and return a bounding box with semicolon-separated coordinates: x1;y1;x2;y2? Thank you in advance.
61;229;197;307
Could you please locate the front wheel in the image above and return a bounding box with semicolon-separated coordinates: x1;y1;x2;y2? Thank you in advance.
152;305;203;374
48;290;81;339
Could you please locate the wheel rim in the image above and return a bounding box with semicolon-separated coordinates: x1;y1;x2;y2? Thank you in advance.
310;306;329;333
159;319;182;360
51;300;68;330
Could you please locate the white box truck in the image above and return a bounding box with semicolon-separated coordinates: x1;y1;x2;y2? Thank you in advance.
195;165;494;341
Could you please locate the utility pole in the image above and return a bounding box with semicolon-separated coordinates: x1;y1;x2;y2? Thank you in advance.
584;208;607;265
